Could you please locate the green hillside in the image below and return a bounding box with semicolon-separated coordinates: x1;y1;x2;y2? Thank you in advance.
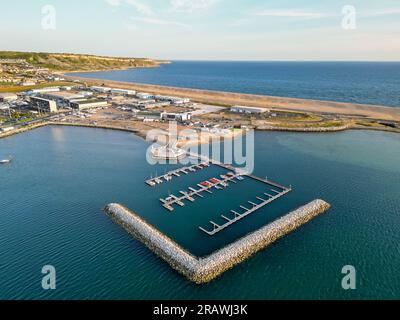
0;51;164;72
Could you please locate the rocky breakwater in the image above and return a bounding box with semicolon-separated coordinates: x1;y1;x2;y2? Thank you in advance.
256;123;352;132
104;199;331;284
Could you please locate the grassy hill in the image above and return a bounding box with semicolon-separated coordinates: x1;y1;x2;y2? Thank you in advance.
0;51;165;72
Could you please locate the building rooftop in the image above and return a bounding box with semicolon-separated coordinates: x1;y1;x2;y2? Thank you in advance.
0;92;18;97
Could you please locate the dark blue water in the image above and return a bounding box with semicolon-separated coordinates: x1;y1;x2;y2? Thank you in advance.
1;126;399;299
70;61;400;107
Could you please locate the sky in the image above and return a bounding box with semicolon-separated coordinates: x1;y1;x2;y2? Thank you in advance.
1;0;399;61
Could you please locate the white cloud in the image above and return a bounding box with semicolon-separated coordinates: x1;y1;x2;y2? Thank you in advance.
105;0;122;6
131;16;190;28
255;10;325;19
364;8;400;17
126;0;154;16
170;0;217;12
105;0;154;16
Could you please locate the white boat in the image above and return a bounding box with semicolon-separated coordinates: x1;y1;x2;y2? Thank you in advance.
0;156;12;164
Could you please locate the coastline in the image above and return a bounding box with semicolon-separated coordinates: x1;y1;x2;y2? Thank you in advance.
55;62;168;75
1;119;399;142
63;74;400;122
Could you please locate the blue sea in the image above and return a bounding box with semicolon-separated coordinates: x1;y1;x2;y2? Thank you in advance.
1;126;399;299
70;61;400;107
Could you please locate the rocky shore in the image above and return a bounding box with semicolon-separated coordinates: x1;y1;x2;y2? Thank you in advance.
104;199;331;284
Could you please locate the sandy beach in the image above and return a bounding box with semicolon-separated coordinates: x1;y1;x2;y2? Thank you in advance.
64;75;400;122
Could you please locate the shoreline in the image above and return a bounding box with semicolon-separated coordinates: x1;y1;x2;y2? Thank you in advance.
63;74;400;122
1;120;399;142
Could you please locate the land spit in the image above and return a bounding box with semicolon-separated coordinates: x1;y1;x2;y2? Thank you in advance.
65;75;400;122
104;199;331;284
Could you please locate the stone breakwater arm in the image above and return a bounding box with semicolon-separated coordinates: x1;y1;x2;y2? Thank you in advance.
104;199;331;284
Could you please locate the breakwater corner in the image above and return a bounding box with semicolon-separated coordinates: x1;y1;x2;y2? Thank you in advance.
104;199;331;284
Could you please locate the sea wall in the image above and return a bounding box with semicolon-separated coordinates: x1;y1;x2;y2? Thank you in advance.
104;199;331;284
256;124;351;133
0;123;47;140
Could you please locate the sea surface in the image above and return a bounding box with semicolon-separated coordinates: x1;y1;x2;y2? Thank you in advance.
0;126;399;300
70;61;400;107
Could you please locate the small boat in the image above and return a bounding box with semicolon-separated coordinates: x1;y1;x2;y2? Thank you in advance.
215;185;223;190
200;181;211;188
236;176;245;181
0;156;12;164
146;180;156;187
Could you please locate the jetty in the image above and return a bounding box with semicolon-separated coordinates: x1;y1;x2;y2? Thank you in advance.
159;173;240;211
199;187;292;236
146;162;210;187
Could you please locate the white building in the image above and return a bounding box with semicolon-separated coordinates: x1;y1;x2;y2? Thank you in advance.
30;97;58;113
154;95;190;104
20;81;36;86
136;92;154;100
90;86;112;93
161;112;192;122
0;93;18;102
0;126;15;133
70;99;108;110
30;87;60;94
110;88;136;96
230;105;269;114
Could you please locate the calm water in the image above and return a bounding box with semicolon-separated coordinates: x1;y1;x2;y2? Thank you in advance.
0;126;399;300
70;61;400;107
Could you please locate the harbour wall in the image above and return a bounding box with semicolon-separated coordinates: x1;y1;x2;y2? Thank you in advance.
256;124;352;133
104;199;331;284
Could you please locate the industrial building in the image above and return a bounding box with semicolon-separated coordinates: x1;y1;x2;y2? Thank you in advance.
136;92;154;100
137;100;170;109
0;93;18;102
90;86;112;93
30;87;60;94
161;112;192;122
39;91;92;108
30;97;58;113
70;99;108;110
110;88;136;96
230;105;269;114
154;95;190;105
